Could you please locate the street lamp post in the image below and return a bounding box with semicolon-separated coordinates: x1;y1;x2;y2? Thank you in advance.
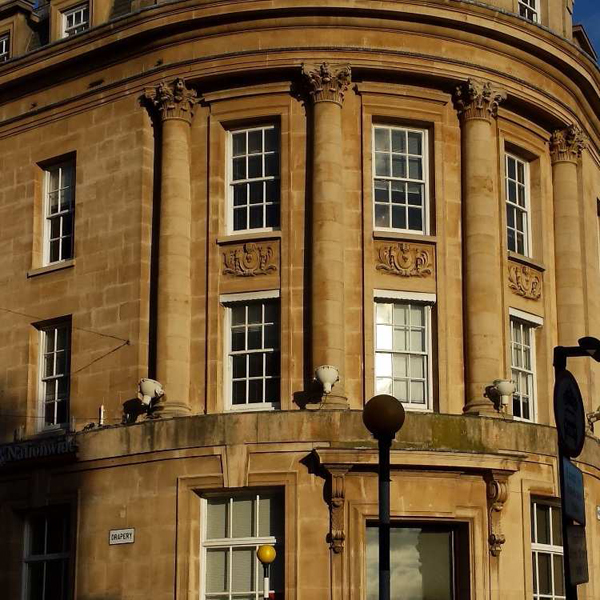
257;545;276;600
363;394;406;600
553;336;600;600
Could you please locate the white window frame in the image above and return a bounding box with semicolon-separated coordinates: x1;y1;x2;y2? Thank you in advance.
61;3;89;38
23;506;71;600
38;321;71;431
374;290;435;412
505;152;532;257
200;493;283;600
531;500;565;600
43;161;75;266
227;124;280;235
518;0;539;22
372;125;430;235
0;32;9;62
221;290;281;412
509;308;542;423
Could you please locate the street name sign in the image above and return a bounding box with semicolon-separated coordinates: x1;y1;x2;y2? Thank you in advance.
566;524;589;585
563;457;586;526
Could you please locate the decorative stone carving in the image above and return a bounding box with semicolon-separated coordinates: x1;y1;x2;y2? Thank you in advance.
144;78;198;123
375;242;433;277
301;62;351;105
222;242;278;277
326;466;350;554
485;471;510;557
454;78;507;122
550;125;586;164
508;264;542;300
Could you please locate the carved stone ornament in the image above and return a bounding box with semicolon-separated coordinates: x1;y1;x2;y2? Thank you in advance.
301;62;352;105
508;264;542;301
222;242;278;277
326;466;350;554
454;78;507;122
485;471;510;557
376;242;433;278
550;125;586;164
144;78;198;123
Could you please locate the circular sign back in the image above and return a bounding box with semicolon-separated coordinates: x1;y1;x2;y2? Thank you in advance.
554;370;586;458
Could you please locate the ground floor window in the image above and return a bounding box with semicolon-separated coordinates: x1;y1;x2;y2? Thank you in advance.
23;505;71;600
366;522;470;599
202;491;284;600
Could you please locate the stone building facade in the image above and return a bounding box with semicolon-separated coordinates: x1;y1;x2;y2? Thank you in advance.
1;0;600;598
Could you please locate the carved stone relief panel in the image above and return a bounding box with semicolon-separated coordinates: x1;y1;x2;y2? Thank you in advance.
508;262;542;300
222;241;279;277
375;241;434;278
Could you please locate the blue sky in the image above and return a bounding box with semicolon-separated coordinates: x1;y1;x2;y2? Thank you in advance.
573;0;600;56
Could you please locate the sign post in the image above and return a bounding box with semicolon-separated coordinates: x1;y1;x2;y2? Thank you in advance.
553;364;588;600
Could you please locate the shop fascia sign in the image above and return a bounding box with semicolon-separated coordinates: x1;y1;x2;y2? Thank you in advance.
0;435;77;467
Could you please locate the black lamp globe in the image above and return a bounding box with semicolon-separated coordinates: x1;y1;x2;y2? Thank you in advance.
363;394;405;440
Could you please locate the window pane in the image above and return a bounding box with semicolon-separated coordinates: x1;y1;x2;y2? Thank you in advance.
232;497;254;538
394;354;408;378
553;554;565;596
537;553;552;595
247;327;262;350
206;549;228;593
248;130;262;154
376;325;393;350
248;380;262;403
375;153;390;177
249;182;263;204
45;559;65;599
232;381;246;405
248;353;263;378
392;156;406;178
374;128;389;151
265;379;279;403
233;157;246;180
234;184;248;206
376;303;392;325
410;381;425;404
233;208;247;231
407;132;422;155
232;132;246;156
536;504;550;544
231;329;245;352
391;206;406;229
265;153;279;177
375;204;389;228
30;516;46;555
374;180;389;202
231;548;254;592
27;562;45;600
375;353;392;377
391;181;406;204
46;515;67;554
551;507;563;546
376;378;392;395
207;499;229;539
264;128;278;152
408;157;422;180
248;155;262;178
258;494;284;538
391;129;406;153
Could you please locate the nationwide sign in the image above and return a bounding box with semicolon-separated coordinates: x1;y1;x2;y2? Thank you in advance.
0;436;77;467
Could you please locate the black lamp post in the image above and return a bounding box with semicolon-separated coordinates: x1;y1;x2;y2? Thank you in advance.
363;394;406;600
553;336;600;600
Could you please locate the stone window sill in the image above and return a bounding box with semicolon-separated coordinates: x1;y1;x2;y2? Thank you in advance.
217;231;282;245
27;259;76;278
507;252;545;272
373;230;436;244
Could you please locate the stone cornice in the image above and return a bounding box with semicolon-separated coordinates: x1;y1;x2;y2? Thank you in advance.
454;78;507;122
144;78;197;123
550;124;586;164
301;62;351;105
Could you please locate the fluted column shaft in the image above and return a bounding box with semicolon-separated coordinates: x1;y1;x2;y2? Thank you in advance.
144;78;197;416
455;79;507;415
551;126;587;380
303;63;351;408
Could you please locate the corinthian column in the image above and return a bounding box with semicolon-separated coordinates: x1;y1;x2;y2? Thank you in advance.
454;79;507;415
144;78;197;416
551;125;587;353
302;62;351;409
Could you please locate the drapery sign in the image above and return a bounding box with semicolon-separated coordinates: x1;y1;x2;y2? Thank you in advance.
109;528;135;545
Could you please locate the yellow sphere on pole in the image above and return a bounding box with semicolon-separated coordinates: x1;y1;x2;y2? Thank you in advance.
257;545;276;565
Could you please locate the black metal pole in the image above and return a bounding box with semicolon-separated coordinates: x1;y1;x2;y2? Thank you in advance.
554;349;577;600
378;435;391;600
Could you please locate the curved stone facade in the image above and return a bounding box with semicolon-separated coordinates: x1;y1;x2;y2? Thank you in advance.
1;0;600;599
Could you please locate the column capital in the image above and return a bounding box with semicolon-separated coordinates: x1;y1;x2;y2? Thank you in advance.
454;78;507;122
144;77;198;124
550;124;586;164
301;62;351;106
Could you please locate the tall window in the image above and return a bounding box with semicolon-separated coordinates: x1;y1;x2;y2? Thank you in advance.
519;0;538;22
373;125;428;233
366;522;470;599
44;161;75;265
39;321;71;429
510;315;537;422
375;297;433;410
230;125;280;232
202;493;284;600
532;501;565;600
24;506;71;600
62;4;89;37
0;33;9;62
505;153;530;256
226;299;280;409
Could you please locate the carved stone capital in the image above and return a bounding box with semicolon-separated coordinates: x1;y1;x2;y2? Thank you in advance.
454;79;507;122
485;471;511;557
508;264;542;301
144;78;198;123
375;242;434;278
324;465;350;554
222;242;278;277
550;125;586;164
301;62;351;106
